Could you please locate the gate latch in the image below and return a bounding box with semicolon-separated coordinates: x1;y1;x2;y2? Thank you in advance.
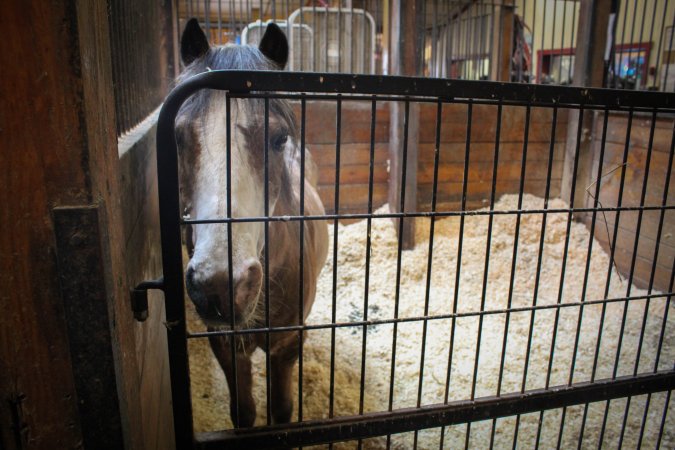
130;278;164;322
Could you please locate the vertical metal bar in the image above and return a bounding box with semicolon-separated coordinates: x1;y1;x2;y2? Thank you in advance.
300;6;304;71
547;107;591;445
338;3;342;72
568;0;578;84
386;100;411;450
356;97;377;450
506;0;515;82
614;111;656;380
489;104;531;449
559;0;568;83
654;265;675;371
651;0;668;89
663;13;675;92
440;100;473;450
596;108;634;444
539;0;548;82
550;0;558;83
573;107;611;449
324;4;328;72
204;0;210;40
629;120;675;449
514;105;559;447
466;101;504;450
529;0;537;83
155;71;196;450
624;110;658;377
413;100;443;450
636;392;652;448
432;0;438;77
218;0;222;44
328;96;342;422
350;2;355;74
464;8;471;79
478;0;486;79
264;97;272;426
656;389;672;448
313;2;317;72
225;95;240;427
297;96;306;425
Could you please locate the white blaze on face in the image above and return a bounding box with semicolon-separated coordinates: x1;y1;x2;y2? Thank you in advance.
187;98;265;292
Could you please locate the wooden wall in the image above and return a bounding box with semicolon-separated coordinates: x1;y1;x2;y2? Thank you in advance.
586;112;675;292
0;1;176;449
305;101;391;215
309;101;567;215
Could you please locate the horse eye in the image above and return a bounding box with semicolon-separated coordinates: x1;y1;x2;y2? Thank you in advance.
271;132;288;152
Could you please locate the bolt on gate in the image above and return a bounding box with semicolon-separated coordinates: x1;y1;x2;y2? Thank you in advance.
134;71;675;449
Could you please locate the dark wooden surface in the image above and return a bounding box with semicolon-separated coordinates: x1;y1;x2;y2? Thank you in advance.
0;1;95;448
0;0;175;448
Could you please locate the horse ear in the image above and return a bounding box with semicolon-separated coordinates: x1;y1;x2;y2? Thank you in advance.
181;18;209;66
258;23;288;69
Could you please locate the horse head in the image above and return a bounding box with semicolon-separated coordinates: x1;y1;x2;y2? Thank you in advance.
175;19;296;328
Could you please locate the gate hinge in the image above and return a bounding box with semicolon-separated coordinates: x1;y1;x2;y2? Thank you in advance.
130;277;164;322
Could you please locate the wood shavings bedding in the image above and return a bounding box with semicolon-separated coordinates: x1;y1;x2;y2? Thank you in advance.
188;193;674;449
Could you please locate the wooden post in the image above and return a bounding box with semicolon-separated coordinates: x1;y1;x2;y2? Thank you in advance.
561;0;612;212
388;0;423;249
490;0;515;82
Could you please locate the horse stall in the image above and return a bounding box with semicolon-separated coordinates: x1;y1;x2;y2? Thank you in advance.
2;1;674;450
131;2;675;449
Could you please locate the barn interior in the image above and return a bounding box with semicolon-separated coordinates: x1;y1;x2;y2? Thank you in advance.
1;1;675;449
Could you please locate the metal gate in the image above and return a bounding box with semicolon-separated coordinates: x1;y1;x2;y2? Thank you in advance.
136;71;675;449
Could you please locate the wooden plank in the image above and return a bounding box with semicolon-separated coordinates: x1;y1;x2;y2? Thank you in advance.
300;101;390;145
318;183;389;214
417;179;563;211
417;159;564;186
417;107;568;144
418;142;566;164
311;143;389;166
317;164;389;185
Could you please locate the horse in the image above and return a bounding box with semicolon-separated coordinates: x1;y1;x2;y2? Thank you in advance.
175;19;328;427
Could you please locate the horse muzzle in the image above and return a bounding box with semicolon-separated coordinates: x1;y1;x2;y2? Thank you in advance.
185;259;263;327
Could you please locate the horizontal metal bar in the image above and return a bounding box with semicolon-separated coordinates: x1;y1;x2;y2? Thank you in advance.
187;291;672;339
173;71;675;109
182;204;675;225
195;371;675;450
229;92;675;114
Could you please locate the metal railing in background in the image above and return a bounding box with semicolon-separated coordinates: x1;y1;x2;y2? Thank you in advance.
108;0;675;138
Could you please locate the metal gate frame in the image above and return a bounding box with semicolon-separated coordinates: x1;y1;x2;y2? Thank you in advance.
140;71;675;449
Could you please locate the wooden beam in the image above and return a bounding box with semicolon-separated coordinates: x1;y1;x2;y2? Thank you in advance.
388;0;423;249
490;0;515;82
561;0;612;212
